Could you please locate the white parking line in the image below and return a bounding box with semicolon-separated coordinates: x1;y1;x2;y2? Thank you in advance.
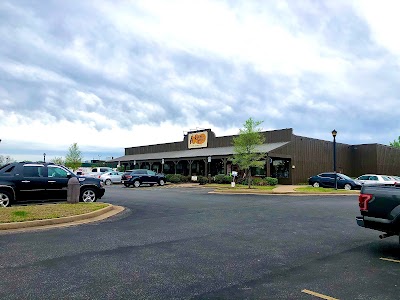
380;257;400;263
301;289;339;300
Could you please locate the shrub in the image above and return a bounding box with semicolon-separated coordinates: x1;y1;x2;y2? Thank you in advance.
252;177;266;186
198;176;208;185
166;174;182;183
213;174;233;184
264;177;278;186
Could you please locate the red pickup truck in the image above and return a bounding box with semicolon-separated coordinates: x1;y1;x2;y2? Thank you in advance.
357;185;400;244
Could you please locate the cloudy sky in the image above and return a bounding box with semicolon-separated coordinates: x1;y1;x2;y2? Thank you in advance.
1;0;400;162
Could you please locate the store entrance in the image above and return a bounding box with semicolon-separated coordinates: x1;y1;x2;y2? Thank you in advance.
270;158;292;184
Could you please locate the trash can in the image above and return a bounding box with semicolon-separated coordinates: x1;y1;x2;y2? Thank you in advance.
67;177;80;203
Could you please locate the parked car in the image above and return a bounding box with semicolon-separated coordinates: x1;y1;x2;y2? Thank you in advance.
99;171;123;185
0;162;105;207
387;175;400;184
122;169;166;188
308;172;362;190
355;174;396;186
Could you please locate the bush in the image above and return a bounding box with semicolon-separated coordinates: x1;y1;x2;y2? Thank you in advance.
198;176;208;185
238;176;278;186
166;174;181;183
252;177;266;186
264;177;278;186
165;174;193;183
213;174;233;184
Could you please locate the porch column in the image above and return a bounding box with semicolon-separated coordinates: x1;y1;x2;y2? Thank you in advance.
187;160;194;176
203;158;207;176
221;158;227;175
173;160;179;174
266;156;271;177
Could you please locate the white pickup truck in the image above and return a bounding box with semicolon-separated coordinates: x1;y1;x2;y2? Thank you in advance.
85;167;114;178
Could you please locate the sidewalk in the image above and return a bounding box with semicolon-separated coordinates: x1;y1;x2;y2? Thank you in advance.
272;185;304;193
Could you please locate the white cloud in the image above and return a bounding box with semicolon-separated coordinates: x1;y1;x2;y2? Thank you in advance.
1;0;400;161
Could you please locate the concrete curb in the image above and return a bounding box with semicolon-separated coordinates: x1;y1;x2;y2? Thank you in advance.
209;190;360;196
0;204;125;231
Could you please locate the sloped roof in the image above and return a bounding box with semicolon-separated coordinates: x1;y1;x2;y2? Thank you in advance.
109;142;289;162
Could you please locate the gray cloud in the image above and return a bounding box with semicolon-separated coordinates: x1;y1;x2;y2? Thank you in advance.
1;0;400;161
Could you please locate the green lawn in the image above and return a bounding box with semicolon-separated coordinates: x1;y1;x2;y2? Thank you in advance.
208;183;276;191
294;186;360;193
0;203;109;223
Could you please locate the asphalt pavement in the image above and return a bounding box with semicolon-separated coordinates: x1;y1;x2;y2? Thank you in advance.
0;185;399;299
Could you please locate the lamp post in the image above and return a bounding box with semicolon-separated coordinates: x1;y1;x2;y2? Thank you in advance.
332;129;337;190
43;153;46;163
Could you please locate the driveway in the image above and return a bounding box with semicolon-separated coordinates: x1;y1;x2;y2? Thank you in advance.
0;185;398;299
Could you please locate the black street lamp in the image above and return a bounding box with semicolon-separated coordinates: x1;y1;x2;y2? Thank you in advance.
332;129;337;190
43;153;46;163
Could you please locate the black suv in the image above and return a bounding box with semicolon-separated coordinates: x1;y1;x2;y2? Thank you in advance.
121;169;166;188
0;162;105;207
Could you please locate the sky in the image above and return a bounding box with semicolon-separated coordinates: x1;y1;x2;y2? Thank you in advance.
1;0;400;162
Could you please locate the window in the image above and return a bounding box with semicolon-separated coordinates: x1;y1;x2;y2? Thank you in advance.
369;176;378;181
48;166;69;178
358;175;369;180
271;159;290;179
147;170;156;176
23;166;45;177
4;166;15;173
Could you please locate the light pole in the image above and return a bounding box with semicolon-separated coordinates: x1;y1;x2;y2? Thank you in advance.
332;129;337;190
43;153;46;163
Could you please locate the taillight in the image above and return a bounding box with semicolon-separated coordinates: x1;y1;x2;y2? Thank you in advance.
126;175;132;179
359;193;373;211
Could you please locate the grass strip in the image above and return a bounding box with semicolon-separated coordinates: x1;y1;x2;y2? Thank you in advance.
294;187;359;193
0;203;109;223
207;184;276;191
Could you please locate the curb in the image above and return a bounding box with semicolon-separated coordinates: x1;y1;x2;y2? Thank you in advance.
0;204;125;231
209;190;359;196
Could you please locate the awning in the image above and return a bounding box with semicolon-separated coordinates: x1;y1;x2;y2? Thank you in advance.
109;142;289;162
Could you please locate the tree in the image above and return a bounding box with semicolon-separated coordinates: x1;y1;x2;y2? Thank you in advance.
232;118;266;188
51;157;65;165
0;155;15;166
65;143;83;171
389;136;400;148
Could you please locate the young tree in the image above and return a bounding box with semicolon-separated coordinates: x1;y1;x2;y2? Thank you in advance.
65;143;83;171
51;157;65;165
389;136;400;147
232;118;266;188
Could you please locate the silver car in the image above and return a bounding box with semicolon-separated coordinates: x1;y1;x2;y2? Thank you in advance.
99;171;123;185
356;174;396;186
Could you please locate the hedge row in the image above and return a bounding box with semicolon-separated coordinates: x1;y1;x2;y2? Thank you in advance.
165;174;278;186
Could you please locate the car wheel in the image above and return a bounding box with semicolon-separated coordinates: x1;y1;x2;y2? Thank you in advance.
105;179;112;186
80;188;97;202
0;190;12;207
344;184;352;190
312;182;320;188
159;179;165;186
133;180;141;188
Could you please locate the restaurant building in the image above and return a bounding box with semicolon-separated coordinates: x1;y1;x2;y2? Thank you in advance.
111;128;400;184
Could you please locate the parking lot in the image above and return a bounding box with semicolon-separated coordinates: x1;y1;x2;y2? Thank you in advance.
0;185;399;299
